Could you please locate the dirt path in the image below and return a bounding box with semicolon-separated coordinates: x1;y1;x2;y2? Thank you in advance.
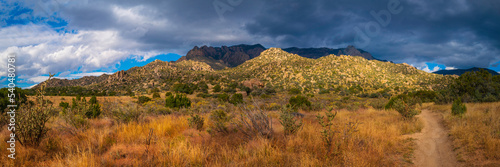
410;109;459;167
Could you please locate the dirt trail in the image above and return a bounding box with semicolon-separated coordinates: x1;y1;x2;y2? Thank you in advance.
410;109;459;167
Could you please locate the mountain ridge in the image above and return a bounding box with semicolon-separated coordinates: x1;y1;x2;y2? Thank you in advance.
433;67;499;76
177;44;379;70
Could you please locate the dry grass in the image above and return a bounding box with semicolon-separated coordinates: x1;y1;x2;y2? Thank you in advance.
0;102;424;166
426;102;500;166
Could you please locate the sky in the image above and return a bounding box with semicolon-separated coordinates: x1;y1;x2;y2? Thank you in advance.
1;0;499;88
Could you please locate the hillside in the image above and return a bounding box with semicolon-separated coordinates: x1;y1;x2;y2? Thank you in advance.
176;44;379;70
225;48;452;94
434;67;499;76
36;48;453;95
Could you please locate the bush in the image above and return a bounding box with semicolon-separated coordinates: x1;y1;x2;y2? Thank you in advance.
138;96;152;104
316;107;337;149
391;98;419;120
288;95;311;110
15;75;53;147
451;99;467;116
165;94;191;108
279;106;303;136
229;93;244;105
85;96;101;119
319;89;330;94
235;106;273;139
188;114;204;131
217;93;230;102
152;92;161;99
173;83;197;94
369;98;387;110
213;84;222;93
288;87;302;95
59;102;69;109
209;109;231;134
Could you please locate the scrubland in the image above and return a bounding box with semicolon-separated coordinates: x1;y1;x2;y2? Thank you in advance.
1;94;424;166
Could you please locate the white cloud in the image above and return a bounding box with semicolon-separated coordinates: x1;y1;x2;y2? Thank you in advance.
0;24;161;78
445;66;457;70
421;66;441;73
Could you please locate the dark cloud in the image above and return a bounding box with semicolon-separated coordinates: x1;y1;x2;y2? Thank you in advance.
11;0;500;70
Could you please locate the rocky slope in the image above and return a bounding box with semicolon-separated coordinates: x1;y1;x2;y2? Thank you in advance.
177;44;377;69
36;48;453;95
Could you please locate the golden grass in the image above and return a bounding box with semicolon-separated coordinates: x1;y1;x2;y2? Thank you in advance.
427;102;500;166
0;102;424;166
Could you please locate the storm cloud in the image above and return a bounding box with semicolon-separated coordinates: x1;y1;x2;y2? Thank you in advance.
1;0;500;87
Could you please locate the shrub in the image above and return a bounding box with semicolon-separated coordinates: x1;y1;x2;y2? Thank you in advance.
15;74;53;147
165;92;172;97
138;96;152;104
111;103;144;123
165;94;191;108
369;98;387;110
316;107;338;149
235;106;273;139
217;93;230;102
279;106;303;136
288;95;311;110
85;96;101;119
213;84;222;93
451;99;467;116
173;83;197;94
288;87;302;95
152;92;161;99
391;98;419;120
188;114;204;131
229;93;244;105
319;89;330;94
209;109;231;134
59;102;69;109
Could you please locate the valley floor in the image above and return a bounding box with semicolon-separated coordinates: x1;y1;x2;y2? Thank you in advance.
1;96;499;166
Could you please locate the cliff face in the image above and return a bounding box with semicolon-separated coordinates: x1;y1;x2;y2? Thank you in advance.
177;44;266;70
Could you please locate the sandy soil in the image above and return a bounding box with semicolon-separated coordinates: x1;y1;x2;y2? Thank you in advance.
411;109;459;167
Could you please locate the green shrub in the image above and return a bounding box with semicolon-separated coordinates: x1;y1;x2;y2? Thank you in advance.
451;99;467;116
319;89;330;94
390;98;419;120
138;96;152;104
279;106;303;136
288;95;311;110
217;93;230;102
152;92;161;99
213;84;222;93
188;114;204;131
59;102;69;109
288;87;302;95
173;83;197;94
85;96;101;119
165;92;172;97
229;93;244;105
165;94;191;108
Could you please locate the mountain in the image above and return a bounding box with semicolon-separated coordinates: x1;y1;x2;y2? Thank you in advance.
36;48;453;95
283;45;374;60
433;67;499;76
225;48;452;93
176;44;266;70
177;44;379;70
